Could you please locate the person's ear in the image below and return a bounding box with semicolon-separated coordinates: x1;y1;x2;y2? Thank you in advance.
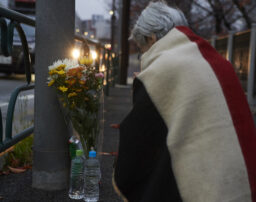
148;34;157;45
151;34;157;43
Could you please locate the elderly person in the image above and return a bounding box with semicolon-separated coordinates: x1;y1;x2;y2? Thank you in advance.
113;1;256;202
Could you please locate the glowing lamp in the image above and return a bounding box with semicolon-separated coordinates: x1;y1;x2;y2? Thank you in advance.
72;48;80;59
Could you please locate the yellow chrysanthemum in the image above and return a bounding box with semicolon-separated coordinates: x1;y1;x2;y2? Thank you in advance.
56;70;66;75
68;92;77;98
79;56;93;66
48;79;55;87
57;64;66;71
63;102;67;107
49;69;57;75
58;86;68;92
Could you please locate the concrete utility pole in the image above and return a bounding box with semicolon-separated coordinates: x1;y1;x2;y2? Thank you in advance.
111;0;116;52
33;0;75;190
119;0;130;85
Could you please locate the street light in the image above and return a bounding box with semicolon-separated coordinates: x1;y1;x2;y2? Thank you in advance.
109;10;114;15
72;48;80;59
105;43;111;49
91;50;98;60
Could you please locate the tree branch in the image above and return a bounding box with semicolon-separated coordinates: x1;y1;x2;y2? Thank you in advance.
193;1;213;14
232;0;252;28
190;13;212;25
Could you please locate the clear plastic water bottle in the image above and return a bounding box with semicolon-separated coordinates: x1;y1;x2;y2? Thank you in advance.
69;135;83;159
69;150;85;199
84;150;101;202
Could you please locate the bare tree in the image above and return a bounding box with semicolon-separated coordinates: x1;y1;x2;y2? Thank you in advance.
190;0;256;37
232;0;253;28
128;0;256;37
104;0;256;37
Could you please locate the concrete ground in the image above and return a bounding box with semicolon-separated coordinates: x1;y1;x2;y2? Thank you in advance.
0;85;133;202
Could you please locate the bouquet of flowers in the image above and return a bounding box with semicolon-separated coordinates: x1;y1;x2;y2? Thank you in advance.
47;57;104;157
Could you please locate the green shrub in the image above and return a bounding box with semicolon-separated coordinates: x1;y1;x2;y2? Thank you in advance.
3;94;34;170
5;135;33;168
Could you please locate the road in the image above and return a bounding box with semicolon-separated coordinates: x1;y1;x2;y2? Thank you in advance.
0;73;35;140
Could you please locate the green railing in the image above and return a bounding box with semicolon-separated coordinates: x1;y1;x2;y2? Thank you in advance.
0;7;35;153
0;7;34;83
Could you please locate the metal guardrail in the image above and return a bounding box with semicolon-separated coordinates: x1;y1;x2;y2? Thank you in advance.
210;28;253;92
0;7;35;153
211;24;256;114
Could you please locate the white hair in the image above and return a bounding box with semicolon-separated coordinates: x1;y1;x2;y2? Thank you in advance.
130;1;188;47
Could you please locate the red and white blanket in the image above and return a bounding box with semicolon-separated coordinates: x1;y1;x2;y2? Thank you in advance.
114;26;256;202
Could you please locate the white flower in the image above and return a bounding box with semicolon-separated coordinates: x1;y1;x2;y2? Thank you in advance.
63;59;79;71
48;60;64;70
48;59;79;71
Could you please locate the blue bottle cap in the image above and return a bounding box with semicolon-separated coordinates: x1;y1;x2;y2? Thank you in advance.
89;150;96;158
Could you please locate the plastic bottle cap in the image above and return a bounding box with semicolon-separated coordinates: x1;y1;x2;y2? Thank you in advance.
89;150;96;158
76;150;83;157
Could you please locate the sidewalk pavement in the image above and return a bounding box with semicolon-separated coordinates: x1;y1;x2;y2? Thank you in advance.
0;85;133;202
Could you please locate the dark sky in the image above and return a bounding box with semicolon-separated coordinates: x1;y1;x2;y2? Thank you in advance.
76;0;111;20
1;0;110;20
